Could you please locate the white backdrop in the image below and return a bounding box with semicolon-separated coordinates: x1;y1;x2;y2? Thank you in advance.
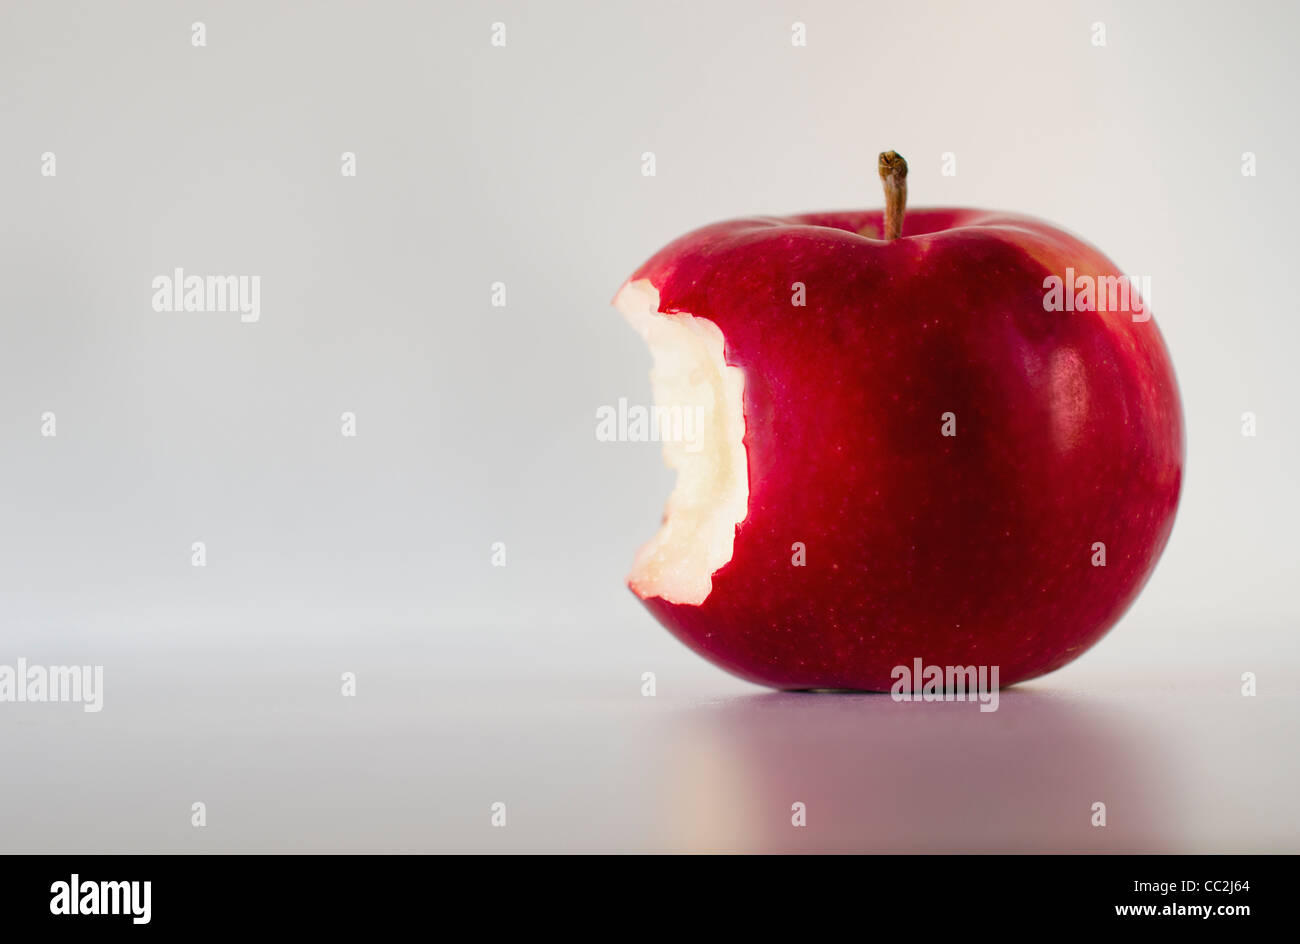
0;0;1295;852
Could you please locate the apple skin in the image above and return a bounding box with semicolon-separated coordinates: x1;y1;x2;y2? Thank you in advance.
622;208;1183;690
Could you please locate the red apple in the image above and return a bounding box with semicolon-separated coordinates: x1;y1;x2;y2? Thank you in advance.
614;152;1183;691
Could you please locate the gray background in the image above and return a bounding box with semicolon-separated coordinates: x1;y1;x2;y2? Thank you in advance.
0;0;1296;852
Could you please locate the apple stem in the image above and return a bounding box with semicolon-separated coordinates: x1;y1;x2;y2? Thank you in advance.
878;151;908;241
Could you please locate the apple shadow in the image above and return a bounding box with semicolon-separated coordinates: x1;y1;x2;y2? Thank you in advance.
654;689;1181;853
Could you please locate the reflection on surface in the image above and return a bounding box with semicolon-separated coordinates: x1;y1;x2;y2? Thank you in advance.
657;690;1180;853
